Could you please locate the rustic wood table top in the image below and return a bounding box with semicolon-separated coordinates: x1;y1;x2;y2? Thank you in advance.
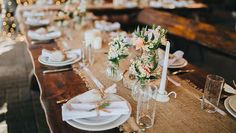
18;10;236;133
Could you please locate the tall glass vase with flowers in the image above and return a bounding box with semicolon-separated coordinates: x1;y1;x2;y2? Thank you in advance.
128;25;168;129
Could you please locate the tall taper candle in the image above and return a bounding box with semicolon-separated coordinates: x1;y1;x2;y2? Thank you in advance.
158;41;170;94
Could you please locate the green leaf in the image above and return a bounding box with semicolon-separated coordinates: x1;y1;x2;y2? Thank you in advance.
109;58;119;65
134;64;141;75
152;24;157;29
118;54;128;59
100;102;110;109
147;76;157;80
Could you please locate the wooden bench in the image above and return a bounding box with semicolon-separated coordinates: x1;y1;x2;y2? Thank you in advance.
137;8;236;58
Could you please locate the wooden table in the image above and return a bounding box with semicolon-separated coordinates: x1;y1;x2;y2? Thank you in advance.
18;11;236;133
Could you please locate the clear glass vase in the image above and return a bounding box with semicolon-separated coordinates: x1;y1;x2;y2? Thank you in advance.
135;83;157;129
106;65;123;82
131;81;150;101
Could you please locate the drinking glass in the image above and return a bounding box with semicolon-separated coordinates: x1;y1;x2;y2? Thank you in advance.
136;85;157;129
82;42;94;66
202;74;224;113
88;44;94;65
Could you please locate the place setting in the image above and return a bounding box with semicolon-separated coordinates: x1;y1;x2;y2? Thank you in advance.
27;26;62;44
25;17;50;27
159;49;188;69
38;48;81;68
62;84;132;131
224;81;236;118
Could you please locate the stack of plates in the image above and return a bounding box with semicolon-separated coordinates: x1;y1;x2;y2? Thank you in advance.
66;94;131;131
38;53;81;67
224;95;236;118
160;58;188;69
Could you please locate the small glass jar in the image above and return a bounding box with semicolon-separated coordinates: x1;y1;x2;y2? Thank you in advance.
106;64;123;82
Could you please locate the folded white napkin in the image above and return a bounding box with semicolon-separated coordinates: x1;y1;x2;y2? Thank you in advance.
23;11;45;17
62;101;129;121
73;84;117;103
62;84;130;121
95;21;120;32
159;50;184;66
125;1;138;8
149;1;162;8
41;48;81;62
169;50;184;65
36;0;53;5
25;17;50;26
28;30;61;41
173;1;188;7
41;49;66;62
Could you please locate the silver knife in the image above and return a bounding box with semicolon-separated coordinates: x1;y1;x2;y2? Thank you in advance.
43;68;72;74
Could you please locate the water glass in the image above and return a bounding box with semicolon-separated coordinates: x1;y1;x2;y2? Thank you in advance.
82;43;94;66
136;85;157;129
202;74;224;113
88;44;94;65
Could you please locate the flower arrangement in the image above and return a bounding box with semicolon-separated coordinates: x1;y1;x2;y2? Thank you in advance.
129;53;160;84
129;25;167;84
106;34;130;81
132;25;167;51
107;35;130;67
63;0;86;24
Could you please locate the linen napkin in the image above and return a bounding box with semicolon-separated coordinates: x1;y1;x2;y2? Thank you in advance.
159;49;184;66
62;84;130;121
41;49;66;62
23;11;45;17
149;1;162;8
25;17;50;26
125;1;137;8
41;48;81;62
62;101;129;121
168;50;184;65
28;30;61;41
95;20;120;32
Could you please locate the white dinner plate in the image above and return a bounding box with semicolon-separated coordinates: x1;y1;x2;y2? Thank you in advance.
168;59;188;69
73;94;122;126
228;95;236;112
224;96;236;118
38;53;80;67
159;58;188;69
66;94;131;131
74;115;121;126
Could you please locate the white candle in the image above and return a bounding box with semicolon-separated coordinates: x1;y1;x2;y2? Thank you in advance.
93;37;102;49
159;41;170;94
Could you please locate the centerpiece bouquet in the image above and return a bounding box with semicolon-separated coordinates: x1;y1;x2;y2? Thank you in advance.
129;25;167;84
128;25;167;101
106;34;130;81
63;0;87;25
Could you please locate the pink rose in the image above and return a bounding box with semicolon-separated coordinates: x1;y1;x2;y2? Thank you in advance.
134;38;144;50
